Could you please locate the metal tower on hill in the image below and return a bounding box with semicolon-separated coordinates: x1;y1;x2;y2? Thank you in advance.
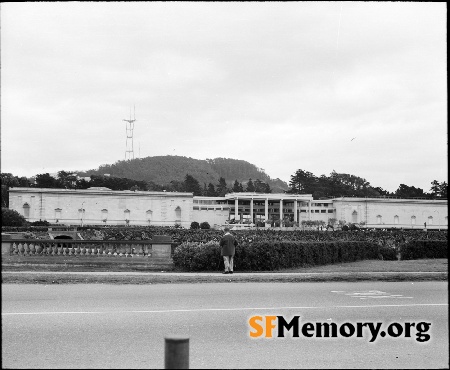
123;106;136;160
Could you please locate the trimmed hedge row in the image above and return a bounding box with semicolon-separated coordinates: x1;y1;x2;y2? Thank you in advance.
173;239;447;271
173;241;391;272
401;240;447;260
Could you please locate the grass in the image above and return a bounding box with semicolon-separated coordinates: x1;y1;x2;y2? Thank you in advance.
279;258;448;273
2;258;447;284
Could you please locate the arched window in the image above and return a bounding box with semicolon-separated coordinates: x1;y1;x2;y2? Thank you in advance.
55;208;62;221
352;210;358;223
23;203;30;218
175;206;181;222
124;209;130;220
428;216;433;225
411;216;416;225
394;215;399;224
146;210;153;224
376;215;382;224
101;209;108;221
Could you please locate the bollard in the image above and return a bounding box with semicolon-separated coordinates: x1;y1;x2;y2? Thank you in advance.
164;335;189;369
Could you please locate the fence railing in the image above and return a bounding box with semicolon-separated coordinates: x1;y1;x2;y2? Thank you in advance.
3;239;177;258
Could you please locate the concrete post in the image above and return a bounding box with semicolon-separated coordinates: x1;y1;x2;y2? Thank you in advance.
165;335;189;369
1;234;12;255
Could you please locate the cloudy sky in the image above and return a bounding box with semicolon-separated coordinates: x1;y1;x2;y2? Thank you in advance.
1;2;447;193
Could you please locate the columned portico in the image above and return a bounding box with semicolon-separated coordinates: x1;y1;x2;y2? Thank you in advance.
225;192;314;226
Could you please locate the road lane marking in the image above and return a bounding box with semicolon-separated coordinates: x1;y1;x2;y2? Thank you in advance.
2;303;447;316
334;290;414;299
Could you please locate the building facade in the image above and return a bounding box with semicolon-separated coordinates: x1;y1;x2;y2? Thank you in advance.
8;187;193;228
8;187;448;229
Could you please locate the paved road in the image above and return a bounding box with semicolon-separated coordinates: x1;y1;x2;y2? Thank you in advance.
2;282;448;369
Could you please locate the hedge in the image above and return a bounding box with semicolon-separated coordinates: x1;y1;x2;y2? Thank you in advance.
173;240;387;272
400;240;447;260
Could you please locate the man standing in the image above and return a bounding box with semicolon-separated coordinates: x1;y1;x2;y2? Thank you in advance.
220;227;238;274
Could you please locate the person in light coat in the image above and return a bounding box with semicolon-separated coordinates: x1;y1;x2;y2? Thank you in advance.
220;227;238;274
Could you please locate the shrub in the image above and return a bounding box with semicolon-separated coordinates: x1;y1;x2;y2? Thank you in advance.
400;240;447;260
173;241;221;271
190;221;200;230
173;240;382;272
1;208;28;226
30;220;51;227
200;221;210;230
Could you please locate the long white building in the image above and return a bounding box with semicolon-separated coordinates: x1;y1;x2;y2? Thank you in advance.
8;187;448;229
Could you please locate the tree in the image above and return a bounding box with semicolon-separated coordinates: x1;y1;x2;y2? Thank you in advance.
232;180;244;193
373;187;391;196
200;221;211;229
1;173;33;207
166;180;185;192
57;171;78;189
1;173;20;188
35;173;62;188
184;174;202;196
254;179;266;193
430;180;447;198
190;221;200;229
395;184;426;198
246;178;255;192
439;181;448;198
216;177;229;196
288;170;317;194
206;183;217;197
2;207;27;226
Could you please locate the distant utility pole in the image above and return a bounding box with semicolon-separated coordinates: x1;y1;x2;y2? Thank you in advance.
123;105;136;160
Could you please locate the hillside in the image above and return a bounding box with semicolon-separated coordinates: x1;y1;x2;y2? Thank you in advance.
77;156;289;192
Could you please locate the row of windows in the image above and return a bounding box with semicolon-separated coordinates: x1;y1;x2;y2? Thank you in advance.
374;215;448;225
49;208;181;221
194;200;334;208
193;206;230;211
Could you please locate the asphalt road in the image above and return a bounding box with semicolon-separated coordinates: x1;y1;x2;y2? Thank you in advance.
2;282;448;369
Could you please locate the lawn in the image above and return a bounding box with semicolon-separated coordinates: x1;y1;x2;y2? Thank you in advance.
2;259;447;284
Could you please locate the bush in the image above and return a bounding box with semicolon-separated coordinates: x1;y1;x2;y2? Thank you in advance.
173;241;221;271
1;208;28;226
200;221;210;230
190;221;200;230
30;220;51;227
400;240;447;260
173;240;382;271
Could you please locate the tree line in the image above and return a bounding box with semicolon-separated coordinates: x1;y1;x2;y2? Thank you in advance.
287;169;447;200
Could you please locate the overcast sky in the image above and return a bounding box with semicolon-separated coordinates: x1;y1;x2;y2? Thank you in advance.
1;2;447;193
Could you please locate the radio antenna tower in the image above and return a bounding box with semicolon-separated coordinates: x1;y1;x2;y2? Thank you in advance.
123;105;136;160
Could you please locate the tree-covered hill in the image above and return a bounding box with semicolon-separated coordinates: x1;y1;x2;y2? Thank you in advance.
77;156;289;192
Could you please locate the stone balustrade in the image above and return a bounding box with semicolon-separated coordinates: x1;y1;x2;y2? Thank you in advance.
2;238;175;258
